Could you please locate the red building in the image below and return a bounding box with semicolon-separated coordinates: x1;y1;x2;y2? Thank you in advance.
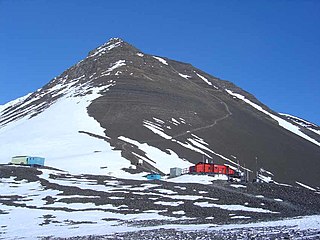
189;162;235;175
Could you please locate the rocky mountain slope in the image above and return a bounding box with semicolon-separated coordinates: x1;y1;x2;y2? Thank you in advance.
0;38;319;188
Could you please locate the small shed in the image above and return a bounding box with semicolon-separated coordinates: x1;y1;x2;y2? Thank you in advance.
11;156;28;165
146;173;161;180
11;156;45;166
170;167;182;178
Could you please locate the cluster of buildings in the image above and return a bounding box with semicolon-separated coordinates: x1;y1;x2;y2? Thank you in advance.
9;156;245;182
146;161;243;181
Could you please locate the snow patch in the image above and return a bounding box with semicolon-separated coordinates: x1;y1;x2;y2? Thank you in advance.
296;181;316;191
260;168;274;176
230;184;247;189
172;210;185;215
230;216;251;219
187;138;214;153
166;174;228;184
179;73;191;79
280;113;318;128
171;118;180;125
101;60;126;75
118;136;192;174
258;174;274;183
142;118;216;159
194;201;276;213
154;189;177;195
152;56;168;65
255;195;264;198
195;73;212;86
153;117;165;124
154;201;184;206
172;139;212;158
280;113;320;136
143;120;172;140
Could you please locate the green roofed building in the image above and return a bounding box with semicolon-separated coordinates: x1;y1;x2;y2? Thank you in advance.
11;156;28;165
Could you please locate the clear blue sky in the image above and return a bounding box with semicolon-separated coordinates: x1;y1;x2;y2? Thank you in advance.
0;0;319;125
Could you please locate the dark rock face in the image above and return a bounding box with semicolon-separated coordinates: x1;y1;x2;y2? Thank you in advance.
1;38;319;187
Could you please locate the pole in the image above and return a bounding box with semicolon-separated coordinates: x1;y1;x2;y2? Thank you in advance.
256;156;258;181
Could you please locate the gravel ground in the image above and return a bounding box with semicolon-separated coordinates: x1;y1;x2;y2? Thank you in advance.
44;227;320;240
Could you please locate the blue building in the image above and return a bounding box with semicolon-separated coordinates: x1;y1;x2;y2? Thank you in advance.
146;173;161;180
27;156;45;166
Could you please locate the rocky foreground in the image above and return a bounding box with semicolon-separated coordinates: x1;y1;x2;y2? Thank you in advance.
44;227;320;240
0;165;320;239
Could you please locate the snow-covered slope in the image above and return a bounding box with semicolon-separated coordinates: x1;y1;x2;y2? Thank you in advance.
0;86;125;175
0;93;31;113
0;89;191;178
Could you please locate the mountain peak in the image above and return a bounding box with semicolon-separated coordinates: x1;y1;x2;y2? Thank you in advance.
102;37;125;48
86;37;141;59
108;37;124;44
87;37;126;58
